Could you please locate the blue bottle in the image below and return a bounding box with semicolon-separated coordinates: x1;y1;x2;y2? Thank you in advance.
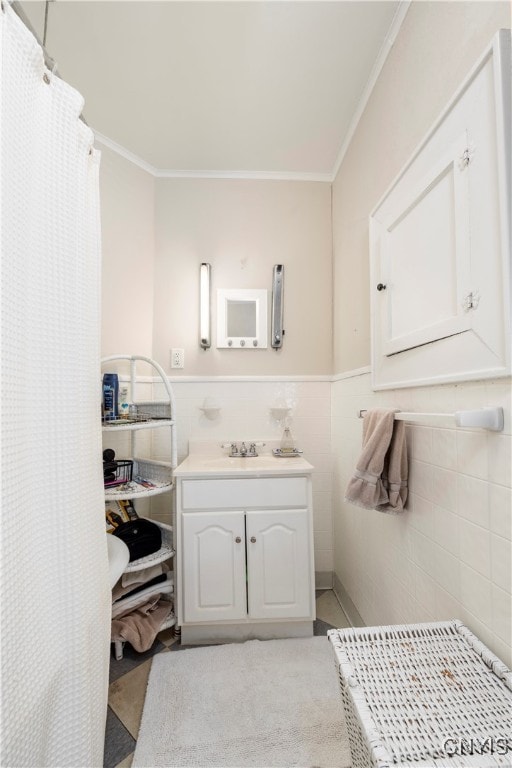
103;373;119;421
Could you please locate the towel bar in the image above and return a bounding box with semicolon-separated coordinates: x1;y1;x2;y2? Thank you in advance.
357;407;504;431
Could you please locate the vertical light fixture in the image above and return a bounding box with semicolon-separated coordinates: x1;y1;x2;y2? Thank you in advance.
200;263;211;349
271;264;284;349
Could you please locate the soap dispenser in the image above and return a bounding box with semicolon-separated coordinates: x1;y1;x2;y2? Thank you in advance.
280;425;295;454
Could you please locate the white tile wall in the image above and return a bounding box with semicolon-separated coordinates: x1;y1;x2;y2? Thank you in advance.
332;372;512;667
123;370;510;660
150;377;333;574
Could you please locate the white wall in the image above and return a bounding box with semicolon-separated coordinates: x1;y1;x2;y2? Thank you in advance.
333;372;511;666
153;178;332;376
149;377;333;583
96;1;511;641
331;1;511;666
332;0;511;374
99;145;155;359
98;167;334;576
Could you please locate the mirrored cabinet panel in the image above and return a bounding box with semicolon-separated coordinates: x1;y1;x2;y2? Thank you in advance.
217;288;268;348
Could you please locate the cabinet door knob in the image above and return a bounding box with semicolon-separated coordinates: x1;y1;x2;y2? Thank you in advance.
235;536;242;543
376;283;387;291
250;536;256;543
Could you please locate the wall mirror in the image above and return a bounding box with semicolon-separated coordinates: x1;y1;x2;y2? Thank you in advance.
217;289;268;348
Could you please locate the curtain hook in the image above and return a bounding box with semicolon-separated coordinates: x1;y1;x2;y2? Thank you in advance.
43;60;58;84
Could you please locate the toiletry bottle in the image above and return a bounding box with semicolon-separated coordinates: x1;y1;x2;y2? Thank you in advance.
102;373;119;421
280;426;295;453
118;384;130;419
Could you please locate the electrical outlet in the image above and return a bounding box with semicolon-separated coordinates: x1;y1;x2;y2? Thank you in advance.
171;348;184;369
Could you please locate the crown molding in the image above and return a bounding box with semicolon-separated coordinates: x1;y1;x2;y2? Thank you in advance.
94;132;331;182
331;0;411;181
154;169;332;183
94;131;159;175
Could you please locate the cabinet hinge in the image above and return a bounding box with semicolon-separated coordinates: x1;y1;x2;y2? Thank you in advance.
462;290;480;311
459;144;475;170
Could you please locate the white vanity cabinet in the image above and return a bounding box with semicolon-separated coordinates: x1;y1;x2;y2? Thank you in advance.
183;507;311;623
174;464;316;644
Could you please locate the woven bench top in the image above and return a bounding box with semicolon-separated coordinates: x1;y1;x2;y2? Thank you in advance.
329;620;512;766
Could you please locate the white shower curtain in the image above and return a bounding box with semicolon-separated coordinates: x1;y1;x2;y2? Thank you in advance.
1;5;110;767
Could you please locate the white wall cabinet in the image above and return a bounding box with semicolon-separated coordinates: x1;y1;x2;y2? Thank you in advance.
370;30;510;389
176;472;315;644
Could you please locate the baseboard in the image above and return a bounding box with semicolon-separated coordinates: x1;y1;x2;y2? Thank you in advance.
315;571;333;590
332;573;365;627
181;621;313;645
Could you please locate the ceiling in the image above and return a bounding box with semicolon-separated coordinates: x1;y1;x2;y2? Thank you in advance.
19;1;404;177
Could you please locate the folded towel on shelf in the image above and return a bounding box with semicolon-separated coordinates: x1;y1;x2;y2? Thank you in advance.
345;408;408;513
113;571;168;603
111;595;172;653
120;563;164;589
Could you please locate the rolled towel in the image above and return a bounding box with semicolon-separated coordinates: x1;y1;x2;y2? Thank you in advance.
345;408;408;513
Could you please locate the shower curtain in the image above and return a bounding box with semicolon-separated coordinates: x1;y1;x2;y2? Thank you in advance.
1;5;110;767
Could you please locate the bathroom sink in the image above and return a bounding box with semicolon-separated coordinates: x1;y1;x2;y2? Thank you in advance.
106;533;130;587
202;456;274;468
174;452;313;477
200;455;288;472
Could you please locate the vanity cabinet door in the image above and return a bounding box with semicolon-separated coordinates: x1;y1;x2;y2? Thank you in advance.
246;509;312;620
182;511;246;623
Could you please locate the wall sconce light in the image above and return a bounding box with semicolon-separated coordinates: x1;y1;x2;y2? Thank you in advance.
271;264;284;349
200;263;211;349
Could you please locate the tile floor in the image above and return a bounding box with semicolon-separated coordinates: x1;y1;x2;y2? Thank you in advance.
105;589;351;768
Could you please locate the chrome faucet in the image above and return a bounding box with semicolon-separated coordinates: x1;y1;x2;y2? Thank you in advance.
223;441;263;457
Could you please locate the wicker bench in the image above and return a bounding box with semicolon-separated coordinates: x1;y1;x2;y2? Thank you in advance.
328;620;512;767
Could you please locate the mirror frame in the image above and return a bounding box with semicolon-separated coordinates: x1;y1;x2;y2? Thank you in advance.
216;288;268;349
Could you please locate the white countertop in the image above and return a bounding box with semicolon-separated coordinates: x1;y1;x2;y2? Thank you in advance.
174;441;314;478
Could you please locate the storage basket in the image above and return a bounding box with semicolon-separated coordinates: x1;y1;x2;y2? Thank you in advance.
133;458;173;488
131;401;172;421
328;620;512;768
104;459;133;488
104;459;173;500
